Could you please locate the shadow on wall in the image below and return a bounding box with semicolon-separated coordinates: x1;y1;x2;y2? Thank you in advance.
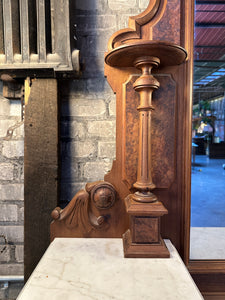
59;0;118;208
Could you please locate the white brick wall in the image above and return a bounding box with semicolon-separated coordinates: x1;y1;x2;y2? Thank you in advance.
0;163;14;180
0;184;24;200
2;140;24;158
0;84;24;284
108;0;137;10
0;1;146;295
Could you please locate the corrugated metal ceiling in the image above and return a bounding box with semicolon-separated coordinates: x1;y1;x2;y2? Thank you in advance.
194;3;225;61
194;0;225;98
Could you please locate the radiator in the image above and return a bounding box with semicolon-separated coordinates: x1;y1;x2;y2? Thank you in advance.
0;0;79;73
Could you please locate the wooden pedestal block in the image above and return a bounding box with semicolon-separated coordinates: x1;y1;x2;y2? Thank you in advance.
123;195;170;258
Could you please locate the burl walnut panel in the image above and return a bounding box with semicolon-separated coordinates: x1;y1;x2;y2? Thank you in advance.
133;217;159;243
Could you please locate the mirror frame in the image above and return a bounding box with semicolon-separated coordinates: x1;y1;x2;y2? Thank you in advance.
181;1;225;295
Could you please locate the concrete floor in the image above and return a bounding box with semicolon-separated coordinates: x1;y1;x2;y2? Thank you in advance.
190;227;225;259
191;155;225;259
191;155;225;227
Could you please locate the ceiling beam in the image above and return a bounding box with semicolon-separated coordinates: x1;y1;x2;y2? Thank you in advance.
195;22;225;27
196;10;225;12
195;45;225;48
196;1;225;4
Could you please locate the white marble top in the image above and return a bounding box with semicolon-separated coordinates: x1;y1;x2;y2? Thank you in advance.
18;238;203;300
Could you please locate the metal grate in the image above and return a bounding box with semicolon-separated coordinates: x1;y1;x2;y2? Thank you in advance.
0;0;79;73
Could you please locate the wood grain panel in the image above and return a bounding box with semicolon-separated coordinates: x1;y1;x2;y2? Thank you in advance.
124;74;176;189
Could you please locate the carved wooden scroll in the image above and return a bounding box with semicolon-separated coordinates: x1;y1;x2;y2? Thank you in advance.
51;181;127;239
51;0;192;255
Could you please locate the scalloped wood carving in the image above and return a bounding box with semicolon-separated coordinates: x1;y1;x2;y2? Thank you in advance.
50;181;128;239
107;0;167;50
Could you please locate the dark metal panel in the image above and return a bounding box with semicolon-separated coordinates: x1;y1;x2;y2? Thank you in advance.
24;79;58;281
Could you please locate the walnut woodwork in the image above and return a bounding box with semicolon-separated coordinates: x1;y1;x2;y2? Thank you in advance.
105;42;186;257
51;0;190;249
103;0;193;255
50;0;225;296
51;181;127;239
51;0;189;252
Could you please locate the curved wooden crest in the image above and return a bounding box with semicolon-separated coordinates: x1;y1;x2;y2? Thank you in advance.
107;0;167;50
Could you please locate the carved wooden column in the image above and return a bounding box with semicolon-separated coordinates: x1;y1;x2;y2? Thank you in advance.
125;56;168;257
51;0;193;262
105;41;187;258
132;56;159;203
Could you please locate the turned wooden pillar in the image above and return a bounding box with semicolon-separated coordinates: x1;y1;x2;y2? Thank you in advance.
122;55;170;258
132;56;159;203
105;41;187;258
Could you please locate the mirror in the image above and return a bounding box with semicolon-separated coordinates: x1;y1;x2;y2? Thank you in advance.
190;0;225;260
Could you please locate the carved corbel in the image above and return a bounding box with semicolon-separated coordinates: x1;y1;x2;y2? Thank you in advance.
50;181;118;240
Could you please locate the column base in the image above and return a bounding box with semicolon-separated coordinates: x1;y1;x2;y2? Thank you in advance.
123;194;169;258
123;229;170;258
132;191;157;203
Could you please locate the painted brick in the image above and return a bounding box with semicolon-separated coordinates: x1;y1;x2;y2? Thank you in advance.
0;288;5;300
87;120;116;138
139;0;150;9
109;98;116;116
117;14;130;29
15;245;24;263
68;141;96;158
0;119;16;138
86;78;110;94
20;165;24;181
108;0;137;10
0;281;24;299
80;32;114;57
0;226;24;243
62;98;106;117
0;184;24;200
0;246;10;262
0;97;10;116
82;56;105;77
9;100;22;117
61;159;80;181
0;204;17;222
18;206;24;222
75;0;101;11
8;282;24;299
61;120;86;139
2;140;24;158
60;182;85;203
0;264;24;275
76;15;116;31
84;161;112;180
98;142;115;158
13;122;24;138
0;164;14;181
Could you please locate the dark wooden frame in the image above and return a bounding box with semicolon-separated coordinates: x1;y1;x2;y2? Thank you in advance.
181;2;225;298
